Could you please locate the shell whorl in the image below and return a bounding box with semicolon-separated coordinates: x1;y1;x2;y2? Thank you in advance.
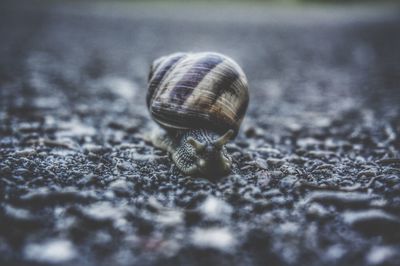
147;52;249;135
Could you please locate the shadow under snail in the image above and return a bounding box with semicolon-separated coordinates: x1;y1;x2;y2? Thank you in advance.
146;52;249;176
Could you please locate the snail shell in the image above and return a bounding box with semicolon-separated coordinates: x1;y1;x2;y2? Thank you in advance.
147;52;249;135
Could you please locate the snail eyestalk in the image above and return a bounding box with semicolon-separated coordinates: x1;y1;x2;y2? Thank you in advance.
214;129;234;148
187;137;205;152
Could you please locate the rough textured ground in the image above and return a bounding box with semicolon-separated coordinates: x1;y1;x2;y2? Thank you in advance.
1;1;400;265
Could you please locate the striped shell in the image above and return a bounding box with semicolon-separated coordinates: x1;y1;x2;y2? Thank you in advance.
147;52;249;135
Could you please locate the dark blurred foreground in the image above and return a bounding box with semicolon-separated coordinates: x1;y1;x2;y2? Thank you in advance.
0;1;400;266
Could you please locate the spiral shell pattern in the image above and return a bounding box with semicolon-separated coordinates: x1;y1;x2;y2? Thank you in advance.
147;52;249;135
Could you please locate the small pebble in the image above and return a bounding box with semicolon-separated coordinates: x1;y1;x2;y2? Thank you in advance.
191;227;236;251
24;239;77;263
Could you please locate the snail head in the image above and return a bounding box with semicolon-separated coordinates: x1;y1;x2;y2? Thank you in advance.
187;129;234;176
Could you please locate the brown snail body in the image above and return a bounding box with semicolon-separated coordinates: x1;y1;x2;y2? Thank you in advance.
147;52;249;176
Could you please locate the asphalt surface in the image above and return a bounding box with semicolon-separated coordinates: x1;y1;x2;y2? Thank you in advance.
1;1;400;266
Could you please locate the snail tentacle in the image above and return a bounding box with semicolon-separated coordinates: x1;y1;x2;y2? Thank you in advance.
214;129;234;148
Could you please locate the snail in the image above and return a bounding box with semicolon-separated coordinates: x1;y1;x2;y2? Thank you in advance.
146;52;249;176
